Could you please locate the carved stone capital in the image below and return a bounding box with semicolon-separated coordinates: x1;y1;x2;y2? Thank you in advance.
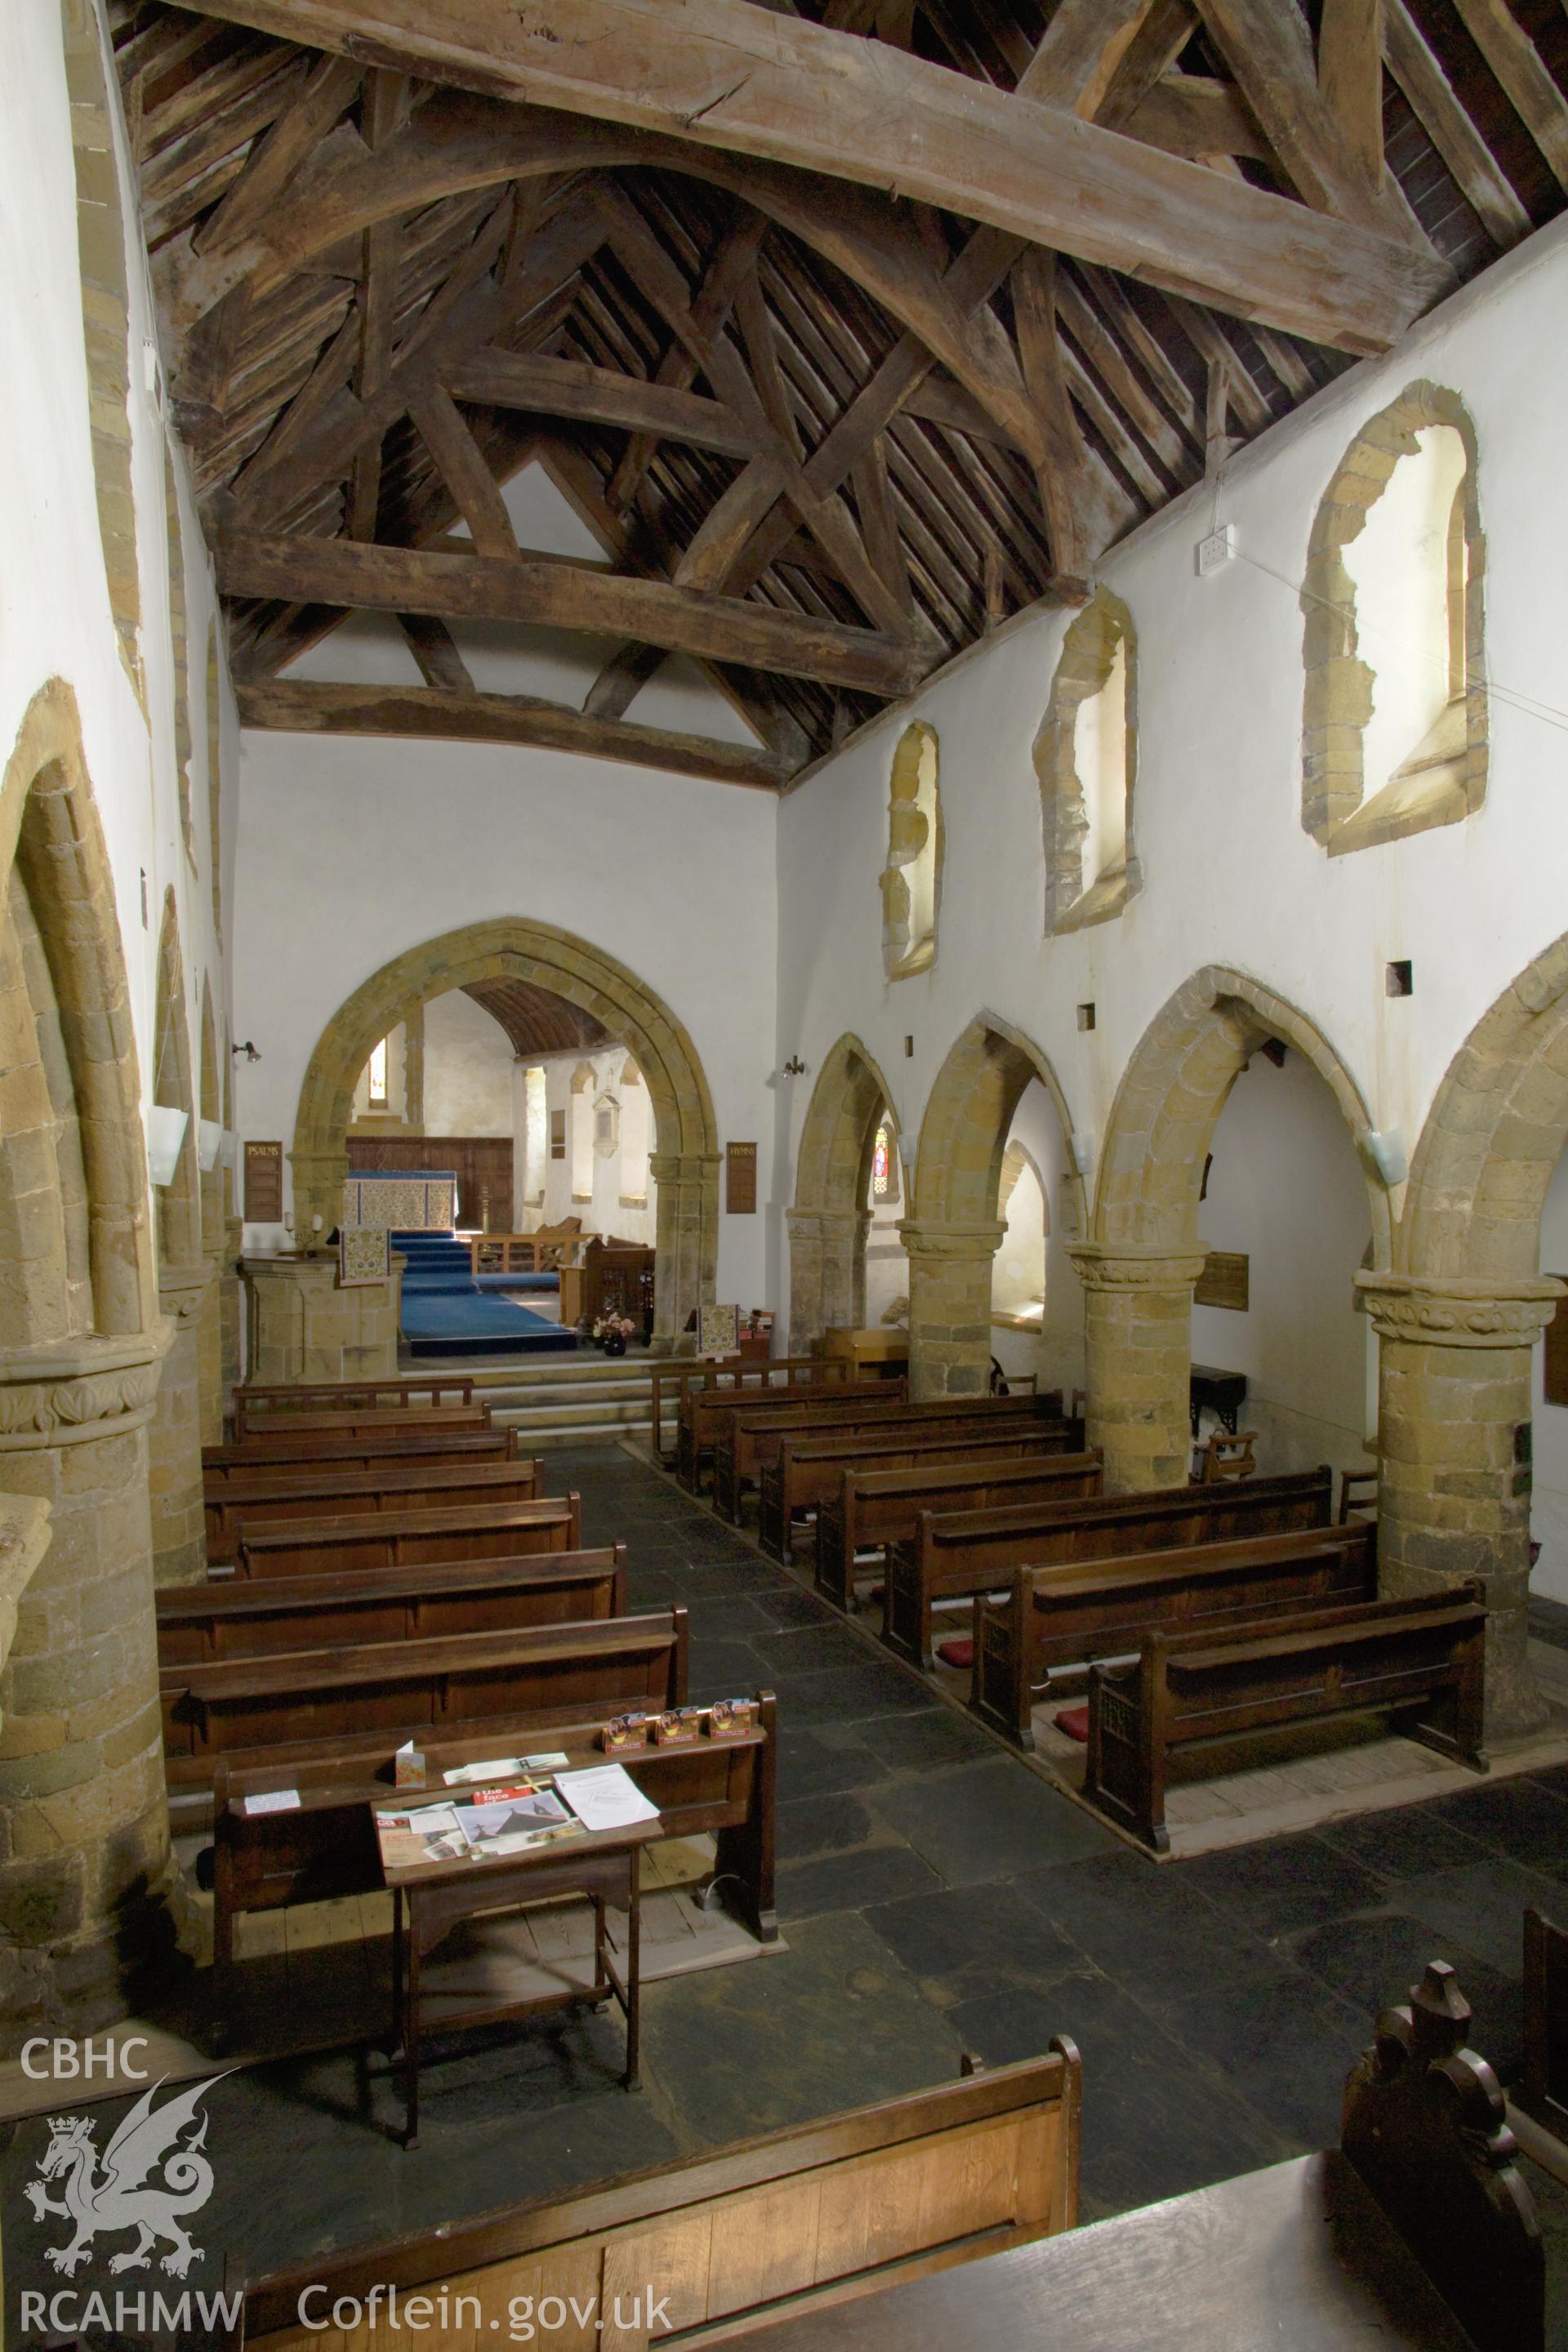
158;1259;216;1324
648;1152;724;1187
1068;1245;1209;1294
0;1325;174;1450
898;1218;1006;1263
1355;1271;1565;1348
786;1208;872;1242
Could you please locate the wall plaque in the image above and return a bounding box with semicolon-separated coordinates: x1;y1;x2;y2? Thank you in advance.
1195;1250;1250;1312
550;1109;566;1161
726;1141;758;1214
243;1140;283;1222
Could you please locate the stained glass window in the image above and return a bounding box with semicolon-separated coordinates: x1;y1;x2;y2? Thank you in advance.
367;1037;389;1109
872;1125;890;1197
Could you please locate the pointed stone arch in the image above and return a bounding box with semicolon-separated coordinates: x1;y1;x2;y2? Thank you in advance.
293;919;718;1349
787;1033;903;1348
153;893;200;1271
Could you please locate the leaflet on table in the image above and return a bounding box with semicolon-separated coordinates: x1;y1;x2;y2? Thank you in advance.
441;1752;570;1785
554;1763;661;1831
376;1783;579;1869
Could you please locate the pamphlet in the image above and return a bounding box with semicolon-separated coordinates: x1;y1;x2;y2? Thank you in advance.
441;1750;572;1785
242;1788;301;1817
375;1783;584;1871
555;1763;660;1832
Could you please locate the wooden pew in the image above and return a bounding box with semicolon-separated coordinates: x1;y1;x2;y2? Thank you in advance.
1522;1904;1568;2146
203;1428;518;1484
816;1449;1104;1613
238;2050;1080;2351
162;1607;689;1784
716;1389;1054;1525
657;1353;853;1470
885;1467;1335;1668
208;1691;778;2007
224;1403;493;1447
232;1377;475;1440
233;1495;581;1580
759;1414;1080;1565
678;1368;880;1490
971;1523;1377;1748
158;1545;629;1665
1084;1583;1488;1852
204;1457;545;1564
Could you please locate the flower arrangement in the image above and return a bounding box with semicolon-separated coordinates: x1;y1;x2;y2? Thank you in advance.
591;1312;637;1353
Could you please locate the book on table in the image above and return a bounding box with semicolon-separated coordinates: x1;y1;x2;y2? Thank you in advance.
374;1762;657;1871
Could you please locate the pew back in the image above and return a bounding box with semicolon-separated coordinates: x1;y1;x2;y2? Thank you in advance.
679;1376;894;1490
203;1429;517;1482
817;1449;1103;1611
225;1403;492;1444
970;1525;1377;1748
756;1416;1076;1563
717;1391;1052;1523
204;1458;545;1562
162;1608;689;1780
886;1468;1334;1666
233;1495;581;1579
232;1378;476;1439
1523;1905;1568;2139
654;1353;853;1466
241;2051;1080;2351
158;1545;628;1666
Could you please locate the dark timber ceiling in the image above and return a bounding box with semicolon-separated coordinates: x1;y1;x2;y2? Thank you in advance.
111;0;1568;786
461;979;611;1059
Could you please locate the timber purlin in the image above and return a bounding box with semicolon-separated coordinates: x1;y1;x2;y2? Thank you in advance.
675;1361;870;1489
970;1522;1379;1751
757;1411;1078;1564
1085;1584;1489;1855
204;1455;546;1562
885;1467;1336;1670
203;1428;519;1481
157;1544;629;1666
714;1388;1057;1525
238;2048;1080;2349
231;1376;477;1439
817;1447;1104;1614
232;1494;582;1579
655;1352;853;1469
208;1690;778;2021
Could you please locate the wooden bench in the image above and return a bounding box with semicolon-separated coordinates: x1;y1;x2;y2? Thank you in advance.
759;1414;1079;1566
204;1457;546;1564
232;1378;476;1440
677;1365;874;1489
971;1523;1378;1748
238;2049;1080;2350
207;1691;778;2008
1084;1583;1488;1852
162;1607;689;1784
1523;1904;1568;2149
233;1495;582;1579
885;1467;1334;1668
158;1545;629;1666
816;1450;1104;1613
203;1428;518;1484
716;1389;1053;1524
655;1354;854;1470
223;1403;494;1446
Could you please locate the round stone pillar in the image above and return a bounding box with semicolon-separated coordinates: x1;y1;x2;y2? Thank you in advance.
0;1329;180;2044
649;1153;721;1355
1358;1272;1561;1742
786;1207;872;1352
149;1261;213;1587
899;1219;1004;1399
220;1211;243;1409
1068;1245;1207;1492
196;1241;225;1450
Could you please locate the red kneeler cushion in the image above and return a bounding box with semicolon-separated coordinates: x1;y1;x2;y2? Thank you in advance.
1054;1705;1090;1744
935;1637;973;1670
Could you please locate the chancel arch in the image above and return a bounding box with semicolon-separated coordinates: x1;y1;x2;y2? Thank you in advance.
786;1032;902;1351
293;920;718;1350
1085;967;1387;1492
906;1014;1083;1399
0;678;172;2035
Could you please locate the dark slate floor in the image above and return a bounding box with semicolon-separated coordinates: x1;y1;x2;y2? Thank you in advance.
7;1441;1568;2317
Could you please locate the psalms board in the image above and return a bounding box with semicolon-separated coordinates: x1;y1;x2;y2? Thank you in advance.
726;1141;758;1214
243;1140;283;1222
1195;1251;1250;1312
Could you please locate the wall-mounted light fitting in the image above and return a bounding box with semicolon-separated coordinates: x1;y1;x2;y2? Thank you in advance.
781;1055;807;1076
231;1040;261;1062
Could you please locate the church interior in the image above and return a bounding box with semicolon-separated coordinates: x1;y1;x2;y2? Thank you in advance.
7;0;1568;2342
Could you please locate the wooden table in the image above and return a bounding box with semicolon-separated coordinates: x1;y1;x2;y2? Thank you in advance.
710;2151;1478;2350
1190;1361;1248;1436
380;1804;661;2149
823;1326;910;1379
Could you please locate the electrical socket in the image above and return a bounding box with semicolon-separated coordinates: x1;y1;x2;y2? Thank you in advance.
1196;523;1236;576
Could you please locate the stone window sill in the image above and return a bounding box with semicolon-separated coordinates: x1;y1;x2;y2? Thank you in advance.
1328;756;1472;857
1051;868;1131;934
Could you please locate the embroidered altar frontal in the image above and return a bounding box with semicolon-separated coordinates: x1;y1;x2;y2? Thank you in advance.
342;1173;457;1232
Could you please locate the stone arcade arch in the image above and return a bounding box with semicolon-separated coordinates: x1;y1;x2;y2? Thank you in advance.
1082;965;1386;1491
0;679;174;2043
787;1033;903;1351
293;920;719;1352
1358;932;1568;1739
906;1014;1084;1400
197;977;225;1446
147;894;208;1588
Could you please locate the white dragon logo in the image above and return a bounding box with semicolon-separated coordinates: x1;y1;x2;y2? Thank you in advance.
24;2075;222;2278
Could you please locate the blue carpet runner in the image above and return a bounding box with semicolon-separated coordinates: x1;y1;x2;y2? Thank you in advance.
391;1229;577;1358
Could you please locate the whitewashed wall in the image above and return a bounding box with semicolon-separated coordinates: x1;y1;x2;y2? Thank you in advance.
777;217;1568;1606
0;0;234;1195
422;988;514;1137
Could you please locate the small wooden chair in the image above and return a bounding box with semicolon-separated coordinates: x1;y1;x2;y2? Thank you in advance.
1195;1428;1258;1483
1339;1467;1379;1522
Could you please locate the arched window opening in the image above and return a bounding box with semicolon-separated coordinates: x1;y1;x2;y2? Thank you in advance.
992;1141;1048;1325
620;1058;650;1207
1037;590;1139;933
862;1105;908;1329
167;452;195;865
880;723;942;980
367;1037;390;1110
570;1059;595;1200
523;1065;547;1206
1302;382;1486;854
